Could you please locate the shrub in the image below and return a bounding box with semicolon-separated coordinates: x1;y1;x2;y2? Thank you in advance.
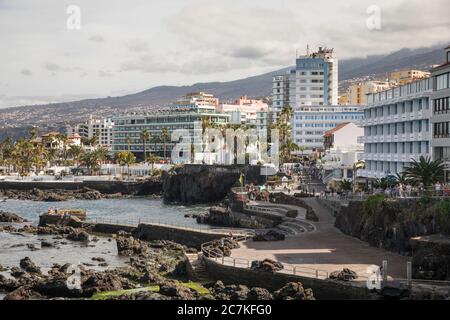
363;194;386;215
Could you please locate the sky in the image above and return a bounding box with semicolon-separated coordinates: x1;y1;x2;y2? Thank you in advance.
0;0;449;108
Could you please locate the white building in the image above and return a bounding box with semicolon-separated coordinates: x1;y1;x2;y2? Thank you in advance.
67;115;115;149
292;105;364;153
272;47;338;118
217;96;268;127
321;122;364;186
430;45;450;182
359;77;433;179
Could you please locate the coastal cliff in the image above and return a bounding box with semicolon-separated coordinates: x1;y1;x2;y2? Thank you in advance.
333;196;450;280
162;165;262;204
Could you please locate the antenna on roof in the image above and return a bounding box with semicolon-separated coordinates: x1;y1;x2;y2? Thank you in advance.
306;44;310;55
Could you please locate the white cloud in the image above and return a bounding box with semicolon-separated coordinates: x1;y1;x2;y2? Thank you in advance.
0;0;448;108
21;69;33;76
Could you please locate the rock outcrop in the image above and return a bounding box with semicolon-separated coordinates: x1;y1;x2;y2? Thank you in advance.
250;259;284;272
0;211;27;223
329;268;358;281
253;230;285;241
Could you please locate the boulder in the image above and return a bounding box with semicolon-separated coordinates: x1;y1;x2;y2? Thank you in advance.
0;211;27;223
20;257;41;274
116;236;150;257
250;259;284;272
67;230;89;242
246;287;273;300
34;274;82;298
82;273;124;296
329;268;358;281
253;230;285;241
0;274;20;291
3;286;44;300
41;241;54;248
273;282;315;300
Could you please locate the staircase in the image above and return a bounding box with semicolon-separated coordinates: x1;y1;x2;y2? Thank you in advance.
185;253;210;283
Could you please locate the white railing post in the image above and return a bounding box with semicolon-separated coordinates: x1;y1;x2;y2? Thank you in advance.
293;267;297;275
382;260;388;281
406;261;412;286
316;270;319;279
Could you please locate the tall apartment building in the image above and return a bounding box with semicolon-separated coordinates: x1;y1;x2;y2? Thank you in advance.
431;45;450;181
272;47;338;116
359;77;432;179
390;69;430;85
67;115;115;149
346;81;393;105
111;93;229;159
292;105;363;152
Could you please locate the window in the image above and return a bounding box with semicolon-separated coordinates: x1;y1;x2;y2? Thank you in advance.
436;73;449;90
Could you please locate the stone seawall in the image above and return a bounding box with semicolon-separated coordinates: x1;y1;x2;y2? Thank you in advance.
202;257;369;300
133;224;226;250
0;179;162;195
39;215;227;249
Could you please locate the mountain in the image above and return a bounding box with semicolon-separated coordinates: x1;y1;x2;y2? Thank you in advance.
0;42;448;140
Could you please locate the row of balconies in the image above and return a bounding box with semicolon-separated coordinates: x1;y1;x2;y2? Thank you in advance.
358;152;430;162
358;133;431;144
361;112;431;126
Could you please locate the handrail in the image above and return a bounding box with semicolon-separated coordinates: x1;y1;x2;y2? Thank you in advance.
87;217;249;236
200;234;332;280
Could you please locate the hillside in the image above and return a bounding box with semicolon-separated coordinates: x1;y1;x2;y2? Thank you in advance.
0;42;448;140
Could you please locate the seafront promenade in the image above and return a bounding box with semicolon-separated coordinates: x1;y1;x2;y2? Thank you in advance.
230;197;409;281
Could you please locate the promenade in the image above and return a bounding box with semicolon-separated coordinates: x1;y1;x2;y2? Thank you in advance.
231;197;409;281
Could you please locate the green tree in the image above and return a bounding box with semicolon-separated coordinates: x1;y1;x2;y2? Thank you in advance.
140;129;150;163
68;145;84;167
404;156;445;186
339;179;353;191
160;128;169;160
116;151;136;179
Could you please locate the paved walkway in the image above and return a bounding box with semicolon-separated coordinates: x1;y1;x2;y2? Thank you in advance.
231;197;409;281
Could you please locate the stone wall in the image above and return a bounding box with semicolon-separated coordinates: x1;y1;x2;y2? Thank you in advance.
332;197;450;256
0;179;162;195
202;257;369;300
132;224;227;250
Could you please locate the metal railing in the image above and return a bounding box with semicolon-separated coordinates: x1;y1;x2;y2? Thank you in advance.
201;235;332;280
88;217;249;236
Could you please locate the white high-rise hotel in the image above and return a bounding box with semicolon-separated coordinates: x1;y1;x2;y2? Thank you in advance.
272;47;339;115
272;47;363;152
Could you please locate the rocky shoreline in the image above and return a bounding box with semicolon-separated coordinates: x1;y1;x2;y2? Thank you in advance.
0;213;316;300
0;187;133;202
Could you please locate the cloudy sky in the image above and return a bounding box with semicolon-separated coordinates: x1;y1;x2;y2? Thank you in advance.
0;0;449;108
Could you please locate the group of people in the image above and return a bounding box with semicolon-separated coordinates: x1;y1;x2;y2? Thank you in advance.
381;182;450;198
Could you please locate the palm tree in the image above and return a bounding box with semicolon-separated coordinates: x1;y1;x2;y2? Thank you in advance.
56;133;68;165
160;128;169;160
280;138;299;163
116;151;136;180
339;179;353;191
148;154;160;172
150;135;161;157
391;172;409;185
68;145;84;167
140;129;150;163
404;156;445;186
